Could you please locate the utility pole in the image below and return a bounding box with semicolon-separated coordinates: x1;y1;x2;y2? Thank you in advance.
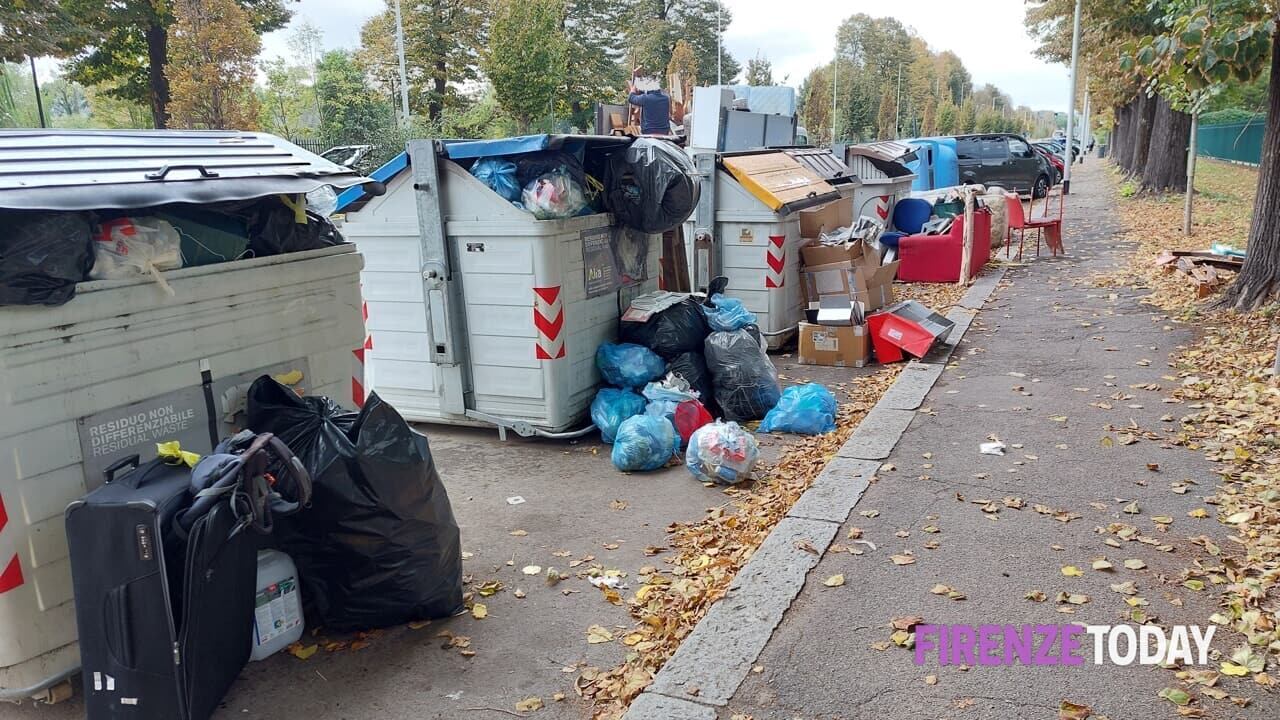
895;63;902;139
1081;88;1091;163
28;56;46;129
394;0;411;127
717;1;723;85
832;52;839;144
1184;110;1199;236
1062;0;1083;194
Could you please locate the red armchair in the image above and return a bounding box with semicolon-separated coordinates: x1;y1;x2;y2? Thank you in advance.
897;210;992;283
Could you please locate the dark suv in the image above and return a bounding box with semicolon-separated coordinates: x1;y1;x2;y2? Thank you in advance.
953;134;1052;198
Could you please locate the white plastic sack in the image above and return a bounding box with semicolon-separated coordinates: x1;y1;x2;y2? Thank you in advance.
89;217;183;292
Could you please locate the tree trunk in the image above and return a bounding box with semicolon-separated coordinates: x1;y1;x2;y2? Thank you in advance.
145;21;170;129
1112;102;1129;167
430;63;446;123
1220;27;1280;310
1129;93;1157;177
1140;95;1191;193
1117;98;1138;171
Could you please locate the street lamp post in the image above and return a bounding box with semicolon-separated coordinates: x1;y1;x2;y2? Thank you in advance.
393;0;411;127
1062;0;1083;194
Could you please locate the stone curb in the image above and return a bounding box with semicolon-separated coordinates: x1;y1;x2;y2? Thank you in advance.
621;266;1008;718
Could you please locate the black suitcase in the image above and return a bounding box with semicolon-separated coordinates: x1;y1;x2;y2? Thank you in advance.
66;455;257;720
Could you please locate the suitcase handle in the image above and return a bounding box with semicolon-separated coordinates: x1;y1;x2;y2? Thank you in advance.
102;455;140;484
104;585;135;669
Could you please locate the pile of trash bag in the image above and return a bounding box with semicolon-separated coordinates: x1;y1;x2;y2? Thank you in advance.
666;351;717;417
0;211;95;306
673;399;713;444
591;387;647;444
686;421;760;485
611;415;676;472
596;342;665;388
603;138;699;234
704;329;781;422
522;170;588;219
245;378;464;631
89;217;183;282
701;293;757;332
759;383;838;435
470;157;521;201
619;297;709;359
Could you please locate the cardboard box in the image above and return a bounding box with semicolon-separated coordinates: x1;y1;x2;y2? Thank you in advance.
798;322;870;367
800;259;900;312
799;197;853;239
800;239;864;268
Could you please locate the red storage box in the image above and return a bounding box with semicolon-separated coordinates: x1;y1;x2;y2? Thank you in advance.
867;300;956;363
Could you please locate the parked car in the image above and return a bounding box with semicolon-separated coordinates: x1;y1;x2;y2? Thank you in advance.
1034;139;1079;164
953;133;1053;198
1031;142;1065;184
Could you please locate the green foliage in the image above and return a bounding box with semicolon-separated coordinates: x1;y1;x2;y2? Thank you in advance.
0;0;84;60
1200;108;1266;125
316;49;394;145
0;62;41;127
485;0;567;132
936;101;957;135
745;52;774;86
1120;181;1137;197
259;59;314;137
167;0;261;129
625;0;740;85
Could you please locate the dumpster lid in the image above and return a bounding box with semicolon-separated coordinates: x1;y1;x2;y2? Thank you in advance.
442;133;631;160
847;140;918;164
0;129;377;211
781;147;861;186
720;151;839;214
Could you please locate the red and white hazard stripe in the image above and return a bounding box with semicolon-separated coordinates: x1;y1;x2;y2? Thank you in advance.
0;493;23;595
874;195;892;223
765;235;786;289
534;286;565;360
352;300;371;409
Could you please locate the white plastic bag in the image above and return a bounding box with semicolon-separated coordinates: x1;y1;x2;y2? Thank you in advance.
521;170;587;219
89;217;183;293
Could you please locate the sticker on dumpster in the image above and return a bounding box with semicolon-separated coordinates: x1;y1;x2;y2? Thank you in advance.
582;226;619;298
78;358;310;489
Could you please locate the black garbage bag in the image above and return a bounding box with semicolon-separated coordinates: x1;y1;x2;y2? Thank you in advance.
248;206;345;256
604;138;699;234
619;297;709;359
666;351;718;417
246;378;463;631
704;329;782;422
0;211;94;306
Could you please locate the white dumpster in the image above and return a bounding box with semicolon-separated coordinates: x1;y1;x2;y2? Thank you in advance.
840;141;918;227
339;136;661;436
685;150;841;349
0;130;371;700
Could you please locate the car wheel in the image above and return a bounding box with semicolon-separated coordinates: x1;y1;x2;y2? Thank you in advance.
1033;175;1049;199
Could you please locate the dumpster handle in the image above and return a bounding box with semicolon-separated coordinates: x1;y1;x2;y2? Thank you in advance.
760;324;798;337
145;164;221;180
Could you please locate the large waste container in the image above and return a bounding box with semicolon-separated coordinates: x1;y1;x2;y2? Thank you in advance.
338;135;663;436
841;141;919;227
0;130;372;701
685;150;840;348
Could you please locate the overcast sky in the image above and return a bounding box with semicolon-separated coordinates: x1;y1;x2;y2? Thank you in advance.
261;0;1073;112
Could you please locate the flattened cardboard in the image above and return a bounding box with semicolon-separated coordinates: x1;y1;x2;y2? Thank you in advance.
800;240;864;268
721;153;835;211
799;322;870;367
801;259;899;312
799;197;853;239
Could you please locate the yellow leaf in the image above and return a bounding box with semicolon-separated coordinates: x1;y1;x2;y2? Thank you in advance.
1092;559;1114;571
471;603;488;619
408;620;431;630
1152;516;1173;525
1220;662;1249;677
1062;566;1084;577
509;529;528;536
515;696;544;712
823;574;846;587
925;674;938;685
622;632;645;646
1188;508;1209;518
891;554;916;566
1124;559;1146;570
587;624;614;644
289;643;318;660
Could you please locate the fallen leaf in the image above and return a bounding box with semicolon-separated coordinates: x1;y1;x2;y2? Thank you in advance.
1062;566;1085;577
515;697;544;712
891;615;926;631
470;603;488;620
1183;579;1205;591
1058;700;1092;720
509;529;528;537
925;674;938;686
1091;558;1114;571
794;539;820;555
1146;463;1160;472
1025;590;1047;602
823;574;846;587
891;554;916;566
609;499;627;510
1188;508;1209;518
522;565;543;575
1110;581;1138;595
1158;687;1191;706
1123;559;1146;570
586;625;614;644
847;527;863;539
1220;663;1249;677
1152;516;1173;525
288;643;318;660
1123;502;1141;515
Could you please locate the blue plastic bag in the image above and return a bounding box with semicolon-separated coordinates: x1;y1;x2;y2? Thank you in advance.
759;383;838;435
612;415;676;472
596;343;666;389
591;388;647;443
701;294;757;332
470;158;521;201
644;399;684;452
685;421;760;485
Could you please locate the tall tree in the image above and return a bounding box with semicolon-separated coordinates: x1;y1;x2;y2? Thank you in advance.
624;0;739;86
259;58;312;137
958;96;977;133
921;94;937;136
745;51;773;86
0;0;82;61
167;0;260;130
799;64;831;143
357;0;485;123
315;49;392;144
876;85;897;139
60;0;290;128
561;0;626;123
936;100;957;134
486;0;566;132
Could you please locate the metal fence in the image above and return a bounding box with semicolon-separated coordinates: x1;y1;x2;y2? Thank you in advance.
1197;120;1264;165
289;137;331;156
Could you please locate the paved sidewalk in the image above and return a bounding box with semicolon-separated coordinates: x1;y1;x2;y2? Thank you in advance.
725;163;1277;720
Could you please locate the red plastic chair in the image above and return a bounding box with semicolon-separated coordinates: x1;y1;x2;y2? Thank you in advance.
1004;193;1063;260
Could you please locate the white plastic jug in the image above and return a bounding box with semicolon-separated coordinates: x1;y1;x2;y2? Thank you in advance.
250;550;305;661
